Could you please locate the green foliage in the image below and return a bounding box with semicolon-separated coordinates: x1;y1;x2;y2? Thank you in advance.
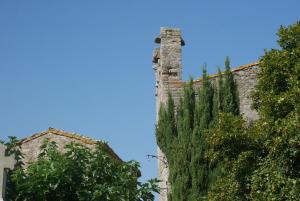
171;80;195;201
197;68;214;129
217;68;224;112
5;139;158;201
211;68;224;122
157;21;300;201
206;114;262;200
249;21;300;200
4;136;24;200
156;64;240;200
223;57;240;115
191;68;214;200
156;97;176;157
252;22;300;121
4;136;24;167
207;21;300;201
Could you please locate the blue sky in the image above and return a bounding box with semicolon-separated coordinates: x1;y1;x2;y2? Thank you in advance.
0;0;299;199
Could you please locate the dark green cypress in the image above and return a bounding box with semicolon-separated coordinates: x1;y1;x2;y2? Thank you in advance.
212;68;225;123
171;80;195;201
211;84;219;125
208;58;241;194
165;92;177;156
156;104;167;153
198;68;214;130
156;92;177;201
156;92;177;157
217;68;224;112
157;61;240;201
223;57;240;115
191;68;214;200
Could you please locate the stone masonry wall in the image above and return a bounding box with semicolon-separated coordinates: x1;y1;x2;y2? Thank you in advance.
21;133;94;167
20;128;121;167
153;28;184;201
153;28;259;201
167;63;259;120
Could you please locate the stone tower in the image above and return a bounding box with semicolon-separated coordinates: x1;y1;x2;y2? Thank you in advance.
153;27;185;201
153;27;259;201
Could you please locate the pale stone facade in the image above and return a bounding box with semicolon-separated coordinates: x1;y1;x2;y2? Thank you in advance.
19;127;122;166
153;28;259;201
0;144;16;201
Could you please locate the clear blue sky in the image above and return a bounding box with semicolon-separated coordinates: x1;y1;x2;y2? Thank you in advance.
0;0;299;199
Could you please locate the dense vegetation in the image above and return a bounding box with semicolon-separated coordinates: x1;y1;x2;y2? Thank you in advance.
156;57;239;200
2;139;158;201
156;21;300;201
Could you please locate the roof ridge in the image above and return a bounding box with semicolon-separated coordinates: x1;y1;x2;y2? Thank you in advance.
19;127;98;145
19;127;122;162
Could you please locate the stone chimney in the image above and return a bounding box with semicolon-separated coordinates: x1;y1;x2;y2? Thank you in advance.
153;27;184;201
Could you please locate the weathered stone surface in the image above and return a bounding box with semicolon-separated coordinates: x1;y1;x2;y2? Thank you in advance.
19;128;122;167
0;144;16;201
153;27;259;201
153;27;184;201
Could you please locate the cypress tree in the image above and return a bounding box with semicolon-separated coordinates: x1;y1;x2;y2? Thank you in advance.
212;68;225;124
217;68;224;112
156;104;167;154
198;68;214;130
156;92;176;157
211;84;219;126
156;93;178;201
209;60;241;192
209;70;225;189
171;80;195;201
156;61;241;201
223;57;240;115
191;68;214;200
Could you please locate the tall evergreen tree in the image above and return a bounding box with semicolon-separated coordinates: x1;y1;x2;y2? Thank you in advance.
171;80;195;201
156;92;176;157
156;104;168;153
211;68;223;124
191;68;214;200
156;61;240;201
198;68;214;130
212;85;219;124
217;68;224;112
223;57;240;115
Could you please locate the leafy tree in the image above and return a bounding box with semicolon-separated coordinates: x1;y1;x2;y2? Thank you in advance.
206;114;263;200
206;21;300;201
4;139;158;201
249;21;300;200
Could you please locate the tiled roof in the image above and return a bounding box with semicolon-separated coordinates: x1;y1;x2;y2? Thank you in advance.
19;127;122;162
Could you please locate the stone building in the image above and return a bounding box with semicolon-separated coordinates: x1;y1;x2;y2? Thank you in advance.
152;27;259;201
19;127;122;166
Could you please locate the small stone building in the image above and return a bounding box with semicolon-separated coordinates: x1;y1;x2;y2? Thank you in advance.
19;127;122;166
